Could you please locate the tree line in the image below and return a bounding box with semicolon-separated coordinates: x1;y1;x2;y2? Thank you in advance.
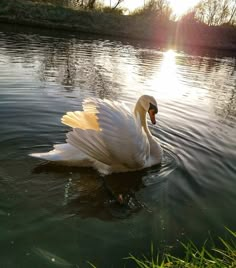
29;0;236;26
193;0;236;25
134;0;236;26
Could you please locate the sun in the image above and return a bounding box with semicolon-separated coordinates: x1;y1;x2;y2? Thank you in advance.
169;0;200;17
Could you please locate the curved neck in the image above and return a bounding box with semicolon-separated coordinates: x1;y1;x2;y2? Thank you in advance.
134;102;151;138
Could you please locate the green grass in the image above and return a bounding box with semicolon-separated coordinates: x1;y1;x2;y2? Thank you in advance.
127;228;236;268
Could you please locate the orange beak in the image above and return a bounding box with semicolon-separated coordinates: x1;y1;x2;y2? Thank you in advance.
148;110;156;124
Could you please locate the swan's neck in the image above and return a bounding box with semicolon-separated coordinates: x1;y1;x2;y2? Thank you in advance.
134;100;162;163
134;102;151;138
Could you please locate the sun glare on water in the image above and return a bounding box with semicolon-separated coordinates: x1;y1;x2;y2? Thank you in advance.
156;50;181;98
147;49;185;100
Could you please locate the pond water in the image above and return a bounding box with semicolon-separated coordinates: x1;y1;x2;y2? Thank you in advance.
0;24;236;267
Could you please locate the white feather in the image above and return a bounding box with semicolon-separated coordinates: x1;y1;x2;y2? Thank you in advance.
29;95;162;174
29;143;92;166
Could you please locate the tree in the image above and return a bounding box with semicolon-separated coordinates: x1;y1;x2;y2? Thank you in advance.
133;0;173;19
194;0;236;25
66;0;97;9
227;0;236;25
112;0;124;9
87;0;96;9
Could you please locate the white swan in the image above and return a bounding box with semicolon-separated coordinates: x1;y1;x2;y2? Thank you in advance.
30;95;162;174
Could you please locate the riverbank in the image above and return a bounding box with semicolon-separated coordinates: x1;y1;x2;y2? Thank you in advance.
1;0;236;51
119;229;236;267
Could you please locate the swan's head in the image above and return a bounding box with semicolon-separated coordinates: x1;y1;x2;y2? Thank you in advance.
138;95;158;124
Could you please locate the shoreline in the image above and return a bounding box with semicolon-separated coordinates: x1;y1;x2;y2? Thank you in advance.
1;0;236;52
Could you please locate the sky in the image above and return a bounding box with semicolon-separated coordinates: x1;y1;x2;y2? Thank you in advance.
104;0;200;16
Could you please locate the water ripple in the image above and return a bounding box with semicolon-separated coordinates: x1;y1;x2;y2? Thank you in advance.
0;25;236;267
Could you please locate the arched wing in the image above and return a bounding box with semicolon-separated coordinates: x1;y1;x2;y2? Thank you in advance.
66;128;112;165
97;99;150;169
66;98;150;169
61;111;99;130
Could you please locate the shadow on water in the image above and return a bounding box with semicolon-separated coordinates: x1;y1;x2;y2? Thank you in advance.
2;22;236;58
32;163;153;220
31;146;177;221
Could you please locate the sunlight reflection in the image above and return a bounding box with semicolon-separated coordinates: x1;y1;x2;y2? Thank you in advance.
148;49;184;100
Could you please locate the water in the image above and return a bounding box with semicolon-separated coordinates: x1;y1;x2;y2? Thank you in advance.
0;24;235;267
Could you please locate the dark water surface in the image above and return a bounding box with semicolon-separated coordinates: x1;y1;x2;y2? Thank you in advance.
0;24;236;267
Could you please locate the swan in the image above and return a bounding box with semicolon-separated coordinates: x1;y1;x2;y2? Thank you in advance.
30;95;162;174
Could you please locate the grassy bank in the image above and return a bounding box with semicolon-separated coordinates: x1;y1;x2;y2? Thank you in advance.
1;0;236;51
128;229;236;268
87;229;236;267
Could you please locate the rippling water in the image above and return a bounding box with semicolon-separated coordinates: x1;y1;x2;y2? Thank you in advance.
0;24;236;267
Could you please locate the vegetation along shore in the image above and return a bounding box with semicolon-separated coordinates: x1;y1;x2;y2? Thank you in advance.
103;229;236;267
0;0;236;50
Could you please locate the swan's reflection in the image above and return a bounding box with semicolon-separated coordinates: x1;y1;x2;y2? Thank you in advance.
32;147;177;220
33;163;150;220
64;170;149;220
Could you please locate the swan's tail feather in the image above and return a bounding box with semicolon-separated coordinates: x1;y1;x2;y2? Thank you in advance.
30;152;55;161
61;111;100;130
29;143;91;165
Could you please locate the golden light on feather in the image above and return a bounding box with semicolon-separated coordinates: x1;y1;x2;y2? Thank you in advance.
61;111;100;130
